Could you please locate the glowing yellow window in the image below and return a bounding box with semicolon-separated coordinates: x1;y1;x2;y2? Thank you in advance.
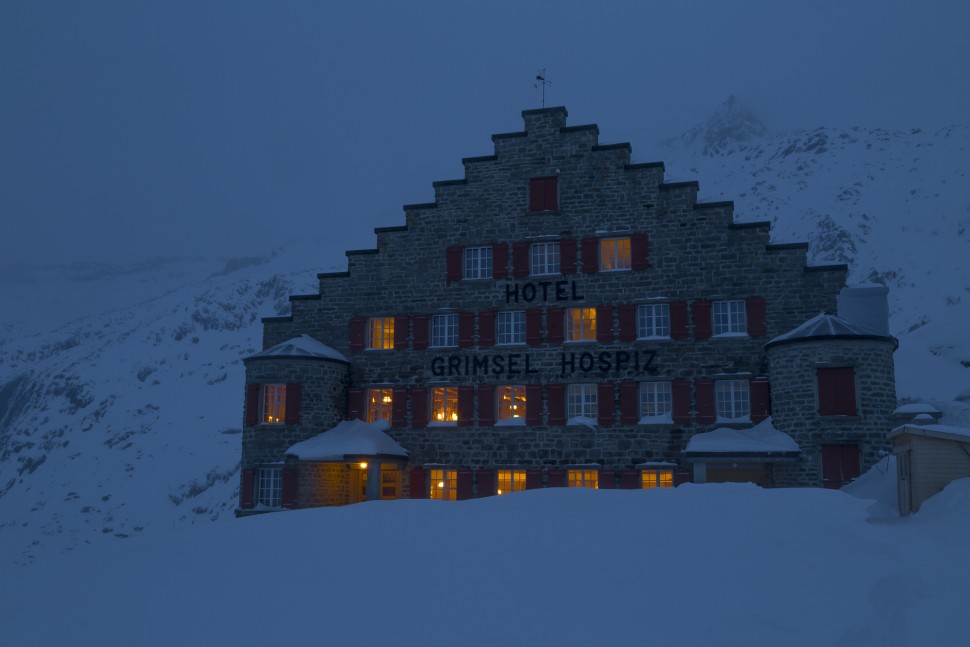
568;469;599;489
366;388;393;422
642;469;674;489
600;237;631;271
497;385;527;421
429;468;457;500
260;384;286;424
566;307;596;341
431;387;459;423
368;317;394;349
497;469;526;495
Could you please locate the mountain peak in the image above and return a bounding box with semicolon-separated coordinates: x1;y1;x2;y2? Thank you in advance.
676;95;767;155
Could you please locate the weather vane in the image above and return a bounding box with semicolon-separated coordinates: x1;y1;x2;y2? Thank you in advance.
534;68;551;108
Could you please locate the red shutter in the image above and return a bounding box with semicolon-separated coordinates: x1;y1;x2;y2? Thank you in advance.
394;315;409;350
619;380;639;424
529;178;543;212
545;177;558;211
493;243;508;279
547;384;566;425
477;470;496;497
392;388;409;428
821;445;861;489
412;314;429;350
526;308;543;345
457;470;473;500
459;311;475;348
693;300;712;339
670;301;688;340
347;388;364;420
281;467;299;509
618;304;637;342
673;470;692;486
598;382;615;426
478;385;495;426
581;237;599;273
284;383;301;425
457;386;474;427
631;233;649;270
672;379;691;424
695;379;715;424
525;469;543;490
546;307;564;344
349;317;366;351
596;305;613;343
526;384;543;425
599;470;617;489
746;296;766;337
750;378;771;423
478;310;496;347
547;469;566;487
245;384;259;426
512;242;530;278
620;470;639;489
818;367;857;416
560;238;577;275
446;245;463;283
240;468;256;509
409;468;427;499
410;387;427;428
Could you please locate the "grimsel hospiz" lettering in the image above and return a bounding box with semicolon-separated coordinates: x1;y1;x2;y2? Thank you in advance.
429;350;657;377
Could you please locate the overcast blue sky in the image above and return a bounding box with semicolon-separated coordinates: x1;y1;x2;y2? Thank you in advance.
2;0;968;267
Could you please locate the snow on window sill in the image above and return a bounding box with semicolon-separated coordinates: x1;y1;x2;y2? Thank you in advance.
494;417;526;427
637;335;671;341
716;416;752;424
712;332;749;338
600;267;632;273
427;421;458;428
564;339;596;344
566;416;598;429
495;341;527;347
638;415;673;425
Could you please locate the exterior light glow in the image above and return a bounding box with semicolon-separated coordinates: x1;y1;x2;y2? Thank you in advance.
359;462;368;469
438;481;445;488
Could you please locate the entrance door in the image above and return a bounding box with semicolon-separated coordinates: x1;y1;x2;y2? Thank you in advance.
821;444;861;489
349;466;367;504
380;464;400;500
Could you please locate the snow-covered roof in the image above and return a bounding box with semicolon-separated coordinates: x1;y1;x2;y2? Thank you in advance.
888;423;970;444
286;419;408;460
246;334;349;363
893;402;942;415
684;417;800;455
765;313;897;349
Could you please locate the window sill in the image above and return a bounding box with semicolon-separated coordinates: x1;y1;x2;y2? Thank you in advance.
427;421;458;428
712;332;749;339
494;418;526;427
566;416;598;429
638;416;674;425
716;416;752;424
600;267;632;273
428;345;458;350
636;336;671;341
495;342;527;347
564;339;596;344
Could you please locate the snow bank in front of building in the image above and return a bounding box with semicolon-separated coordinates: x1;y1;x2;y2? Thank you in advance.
685;416;799;453
286;419;407;459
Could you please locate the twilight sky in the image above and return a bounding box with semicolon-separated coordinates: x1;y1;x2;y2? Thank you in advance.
2;0;968;268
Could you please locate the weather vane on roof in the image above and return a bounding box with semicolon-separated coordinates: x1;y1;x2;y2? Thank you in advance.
534;68;551;108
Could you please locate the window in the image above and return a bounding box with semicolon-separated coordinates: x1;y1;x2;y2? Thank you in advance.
716;379;750;422
530;241;561;275
641;469;674;489
497;469;526;495
567;384;597;420
260;384;286;424
817;367;857;416
566;307;596;342
429;468;457;500
368;317;395;349
639;382;672;422
637;303;670;338
431;386;459;423
712;300;746;336
256;467;282;507
464;246;492;279
380;464;400;500
599;237;631;271
366;388;393;423
497;385;527;422
529;176;558;212
568;469;599;489
496;311;525;345
431;314;458;347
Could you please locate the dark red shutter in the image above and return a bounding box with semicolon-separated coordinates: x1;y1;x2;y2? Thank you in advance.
410;387;427;428
409;468;427;499
525;469;543;490
818;367;857;415
750;378;771;423
547;469;566;487
545;177;558;211
546;307;564;344
672;379;691;424
477;470;496;497
493;243;508;279
459;311;475;348
284;383;301;425
746;296;766;337
620;470;639;489
394;315;409;350
598;382;615;426
581;237;599;273
412;314;429;350
457;386;474;427
512;242;530;278
392;388;408;428
693;300;712;339
631;233;649;270
478;310;496;347
281;467;299;509
560;238;577;275
599;470;617;489
349;317;366;351
529;178;543;212
245;384;259;426
446;245;463;283
240;468;256;509
347;388;364;420
695;379;715;424
526;384;543;425
670;301;688;340
526;308;543;345
673;470;692;486
547;384;565;425
618;304;637;342
457;470;473;500
821;445;861;489
596;305;613;343
478;385;495;426
619;380;639;424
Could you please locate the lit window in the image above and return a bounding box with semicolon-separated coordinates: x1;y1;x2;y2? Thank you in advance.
639;382;672;421
568;469;599;489
256;467;282;507
567;383;597;419
497;469;526;495
431;386;459;423
497;385;527;421
429;468;457;500
599;237;631;271
368;317;395;349
716;379;750;421
431;314;458;347
366;388;393;423
712;300;746;335
496;311;525;345
566;307;596;342
637;303;670;338
380;464;400;500
464;247;492;279
530;241;561;276
260;384;286;424
641;469;673;489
